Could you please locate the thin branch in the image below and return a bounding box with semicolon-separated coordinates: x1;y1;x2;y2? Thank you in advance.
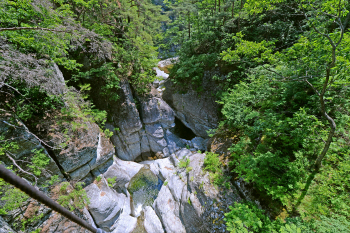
2;120;61;150
0;82;29;100
304;78;320;96
5;152;38;186
261;65;285;78
315;129;326;144
335;17;345;47
0;27;70;33
337;0;342;18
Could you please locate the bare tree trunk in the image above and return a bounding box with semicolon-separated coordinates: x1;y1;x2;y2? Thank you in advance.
237;0;243;30
232;0;234;18
188;12;191;39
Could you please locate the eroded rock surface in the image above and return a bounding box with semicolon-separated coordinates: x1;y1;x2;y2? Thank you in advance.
0;60;240;233
162;70;222;138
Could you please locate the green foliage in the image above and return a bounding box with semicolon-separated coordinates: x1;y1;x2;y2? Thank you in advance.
30;229;42;233
73;63;121;101
171;53;218;87
21;213;44;231
46;175;60;187
95;176;102;182
107;177;116;187
204;152;222;174
27;149;50;176
178;157;190;169
0;185;29;214
103;129;113;138
4;83;64;122
203;152;227;186
164;180;168;186
224;201;350;233
57;182;89;211
225;202;266;232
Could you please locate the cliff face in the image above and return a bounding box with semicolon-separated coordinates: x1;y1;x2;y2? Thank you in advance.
0;59;240;233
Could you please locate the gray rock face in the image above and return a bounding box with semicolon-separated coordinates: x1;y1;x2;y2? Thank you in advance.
103;162;131;192
153;185;186;233
165;130;185;154
95;81;144;161
0;216;14;233
143;206;164;233
111;213;137;233
53;121;115;181
163;76;220;138
141;97;175;128
182;136;208;152
85;179;131;231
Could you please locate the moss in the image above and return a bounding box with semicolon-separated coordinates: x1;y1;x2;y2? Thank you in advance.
127;167;158;194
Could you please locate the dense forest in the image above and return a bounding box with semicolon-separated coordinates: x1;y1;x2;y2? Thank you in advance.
1;0;350;232
165;0;350;232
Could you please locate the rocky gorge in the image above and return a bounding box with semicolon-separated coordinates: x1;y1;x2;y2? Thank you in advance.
0;58;255;233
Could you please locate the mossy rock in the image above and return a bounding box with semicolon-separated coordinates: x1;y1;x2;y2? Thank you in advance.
128;167;160;213
128;167;158;194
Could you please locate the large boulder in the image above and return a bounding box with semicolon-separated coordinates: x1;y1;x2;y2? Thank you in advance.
85;178;131;232
127;167;160;217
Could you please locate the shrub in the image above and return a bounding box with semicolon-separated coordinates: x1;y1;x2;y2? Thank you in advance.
178;157;190;169
57;182;89;211
107;177;116;187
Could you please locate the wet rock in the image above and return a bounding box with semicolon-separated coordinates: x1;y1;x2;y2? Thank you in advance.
128;167;160;217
